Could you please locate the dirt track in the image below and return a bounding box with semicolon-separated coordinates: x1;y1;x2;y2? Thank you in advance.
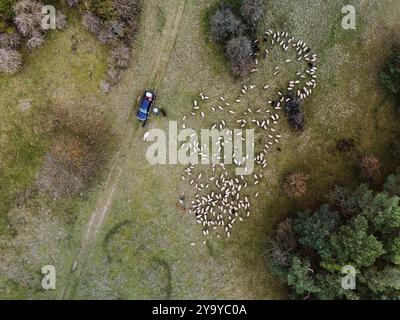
60;0;186;299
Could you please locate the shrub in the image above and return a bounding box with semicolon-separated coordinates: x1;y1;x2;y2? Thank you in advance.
37;135;95;198
13;0;43;37
336;138;355;152
268;218;297;266
285;98;304;130
0;48;22;74
0;33;22;50
100;80;111;93
82;11;102;35
284;173;309;199
360;155;382;179
225;35;254;77
111;45;130;68
240;0;264;28
56;13;67;30
210;5;242;42
39;103;115;198
26;31;44;51
380;48;400;96
52;104;113;150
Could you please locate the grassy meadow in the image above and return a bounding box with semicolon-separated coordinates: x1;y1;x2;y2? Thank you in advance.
1;0;400;299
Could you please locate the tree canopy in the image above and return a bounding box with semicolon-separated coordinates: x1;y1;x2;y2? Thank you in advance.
269;170;400;300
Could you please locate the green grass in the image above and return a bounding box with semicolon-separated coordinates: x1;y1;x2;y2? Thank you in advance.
73;0;400;299
0;7;111;298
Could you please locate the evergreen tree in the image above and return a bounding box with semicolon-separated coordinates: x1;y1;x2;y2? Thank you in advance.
294;205;339;259
330;216;385;268
287;257;320;297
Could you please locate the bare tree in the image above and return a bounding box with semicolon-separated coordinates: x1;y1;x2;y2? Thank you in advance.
26;31;44;51
225;35;255;77
114;0;140;21
268;218;297;266
82;11;102;35
284;173;309;199
210;5;242;42
0;48;23;74
0;33;22;50
37;136;94;198
241;0;264;27
13;0;44;37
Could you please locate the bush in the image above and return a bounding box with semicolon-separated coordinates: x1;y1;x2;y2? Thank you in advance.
26;31;44;51
240;0;264;28
336;138;355;152
0;33;22;50
80;1;141;89
380;48;400;96
67;0;79;7
284;173;309;199
360;155;382;180
210;5;242;42
225;35;254;77
37;136;95;198
56;13;68;30
114;0;140;21
111;45;130;68
285;98;304;130
37;103;115;198
207;0;264;78
82;11;102;35
268;218;297;266
0;48;22;74
13;0;44;37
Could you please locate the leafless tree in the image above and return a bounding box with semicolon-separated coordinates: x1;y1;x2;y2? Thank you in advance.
210;5;242;42
82;11;102;35
37;136;94;198
0;33;22;50
241;0;264;27
67;0;79;7
268;218;297;266
225;35;255;77
13;0;44;37
114;0;140;21
26;31;44;51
